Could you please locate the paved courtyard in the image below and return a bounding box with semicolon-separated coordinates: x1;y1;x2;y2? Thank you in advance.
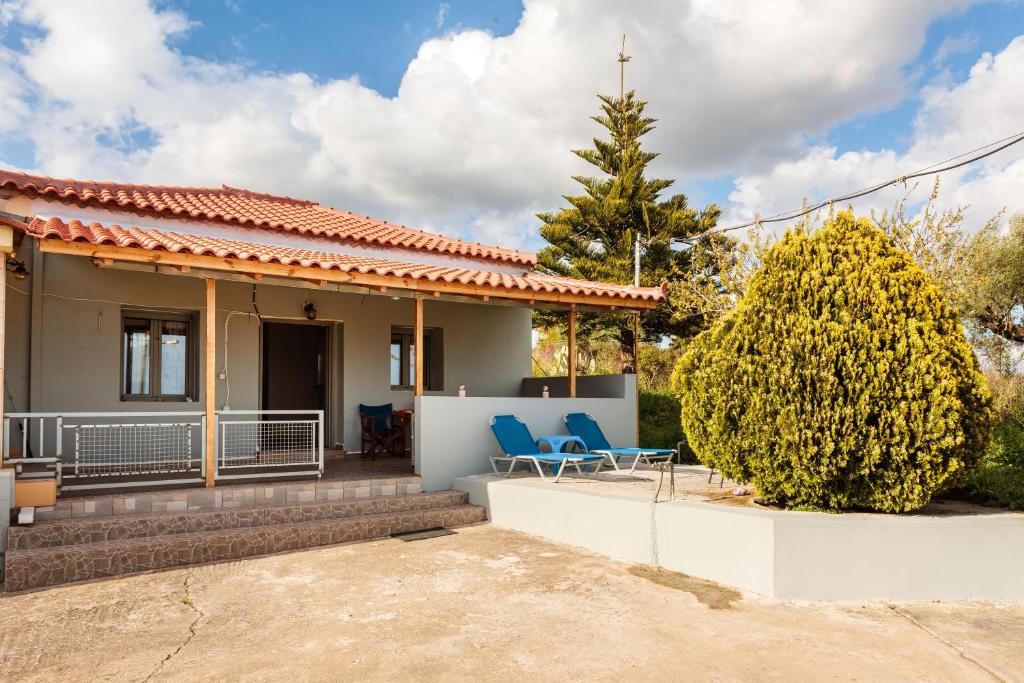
1;523;1021;681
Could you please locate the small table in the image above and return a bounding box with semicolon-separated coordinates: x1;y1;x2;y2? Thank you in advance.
534;435;590;475
534;435;588;455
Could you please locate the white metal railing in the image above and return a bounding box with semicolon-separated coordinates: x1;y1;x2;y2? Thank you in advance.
3;412;206;491
215;410;324;481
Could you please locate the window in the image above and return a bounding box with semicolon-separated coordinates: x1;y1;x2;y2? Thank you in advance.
390;326;443;390
121;310;197;401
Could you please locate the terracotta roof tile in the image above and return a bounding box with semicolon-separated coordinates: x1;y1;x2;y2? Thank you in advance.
26;217;663;304
0;169;536;266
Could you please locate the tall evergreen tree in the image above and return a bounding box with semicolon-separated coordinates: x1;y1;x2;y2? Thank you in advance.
535;87;720;371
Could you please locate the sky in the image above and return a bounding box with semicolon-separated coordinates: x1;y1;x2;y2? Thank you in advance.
1;0;1023;252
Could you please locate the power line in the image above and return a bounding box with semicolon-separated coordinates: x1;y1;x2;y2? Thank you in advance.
677;129;1024;244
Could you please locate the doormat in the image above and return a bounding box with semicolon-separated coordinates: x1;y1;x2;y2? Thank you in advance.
391;527;456;542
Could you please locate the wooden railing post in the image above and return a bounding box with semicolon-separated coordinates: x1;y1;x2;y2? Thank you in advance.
204;279;216;487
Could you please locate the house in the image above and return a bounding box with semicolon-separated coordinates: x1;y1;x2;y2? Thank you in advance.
0;169;659;589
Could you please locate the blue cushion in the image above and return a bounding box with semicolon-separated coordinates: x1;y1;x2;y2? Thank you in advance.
490;415;541;456
359;403;393;433
564;412;612;451
599;448;675;457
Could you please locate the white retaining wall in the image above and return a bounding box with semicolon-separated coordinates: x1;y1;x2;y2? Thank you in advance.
415;380;637;492
0;469;12;553
456;474;1024;602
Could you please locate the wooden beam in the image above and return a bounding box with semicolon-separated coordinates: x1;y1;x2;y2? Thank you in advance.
568;306;577;398
413;297;424;397
634;312;641;446
91;257;114;267
36;240;661;311
204;279;216;488
0;231;7;454
174;264;190;273
368;284;387;294
304;278;326;287
244;272;263;281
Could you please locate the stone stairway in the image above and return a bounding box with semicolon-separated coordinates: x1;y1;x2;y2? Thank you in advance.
4;490;485;591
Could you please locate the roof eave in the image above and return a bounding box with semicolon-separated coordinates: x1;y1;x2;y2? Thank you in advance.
34;237;661;311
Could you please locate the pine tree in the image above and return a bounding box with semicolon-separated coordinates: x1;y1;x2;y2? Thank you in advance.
535;82;720;371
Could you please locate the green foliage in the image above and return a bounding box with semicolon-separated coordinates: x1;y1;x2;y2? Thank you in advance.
967;213;1024;343
637;343;684;394
872;179;973;314
534;90;719;369
672;211;993;513
639;390;684;452
965;373;1024;509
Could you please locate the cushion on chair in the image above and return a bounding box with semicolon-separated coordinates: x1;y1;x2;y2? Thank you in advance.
359;403;393;433
490;415;543;456
564;412;612;451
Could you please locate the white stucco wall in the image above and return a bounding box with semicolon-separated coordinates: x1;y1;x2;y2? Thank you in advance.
415;383;638;491
5;246;533;453
0;469;12;552
455;475;1024;601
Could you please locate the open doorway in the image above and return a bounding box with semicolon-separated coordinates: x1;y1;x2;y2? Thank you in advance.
261;321;329;414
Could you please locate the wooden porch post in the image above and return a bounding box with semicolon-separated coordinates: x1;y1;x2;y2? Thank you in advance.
413;296;424;397
567;306;577;398
204;279;216;487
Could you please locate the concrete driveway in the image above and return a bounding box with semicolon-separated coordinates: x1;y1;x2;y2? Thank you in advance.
1;524;1021;681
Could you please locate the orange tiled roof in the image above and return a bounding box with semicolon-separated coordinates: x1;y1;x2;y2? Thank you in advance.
26;217;664;304
0;169;536;266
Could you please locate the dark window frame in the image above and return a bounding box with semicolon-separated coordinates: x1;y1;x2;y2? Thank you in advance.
390;326;441;391
120;309;198;402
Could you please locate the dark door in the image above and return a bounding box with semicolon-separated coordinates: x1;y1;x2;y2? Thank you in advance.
262;322;328;413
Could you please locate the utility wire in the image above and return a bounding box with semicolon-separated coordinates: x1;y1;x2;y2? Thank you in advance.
677;129;1024;244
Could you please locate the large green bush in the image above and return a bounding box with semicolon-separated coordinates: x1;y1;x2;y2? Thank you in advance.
672;212;993;512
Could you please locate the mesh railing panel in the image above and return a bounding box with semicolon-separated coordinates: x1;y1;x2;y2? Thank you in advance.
72;422;198;476
219;419;319;469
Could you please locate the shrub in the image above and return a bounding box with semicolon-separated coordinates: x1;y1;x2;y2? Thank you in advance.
638;390;696;462
671;212;993;513
965;373;1024;509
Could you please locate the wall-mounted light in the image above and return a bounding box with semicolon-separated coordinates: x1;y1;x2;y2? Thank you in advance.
6;256;29;281
303;301;317;321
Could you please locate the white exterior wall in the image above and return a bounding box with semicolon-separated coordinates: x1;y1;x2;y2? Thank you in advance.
415;378;638;491
455;476;1024;602
5;246;533;452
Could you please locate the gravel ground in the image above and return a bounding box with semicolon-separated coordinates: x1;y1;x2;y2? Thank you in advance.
1;524;1021;681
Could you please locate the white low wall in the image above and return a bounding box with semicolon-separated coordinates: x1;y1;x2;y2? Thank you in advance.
0;469;12;553
415;385;637;492
456;475;1024;602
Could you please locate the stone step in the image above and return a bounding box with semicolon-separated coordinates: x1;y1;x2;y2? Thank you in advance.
8;490;469;551
35;475;422;522
4;503;486;592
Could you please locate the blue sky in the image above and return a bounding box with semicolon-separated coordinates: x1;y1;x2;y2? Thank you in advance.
823;2;1024;154
1;0;1022;249
167;1;524;95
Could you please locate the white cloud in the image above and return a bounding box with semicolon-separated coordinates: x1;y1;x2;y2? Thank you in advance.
728;37;1024;231
0;0;994;251
435;3;450;30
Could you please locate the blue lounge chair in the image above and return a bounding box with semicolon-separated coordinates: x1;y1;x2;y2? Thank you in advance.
564;412;676;474
489;415;604;482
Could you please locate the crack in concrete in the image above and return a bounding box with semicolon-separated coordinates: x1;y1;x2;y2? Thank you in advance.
888;605;1004;682
145;568;204;682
